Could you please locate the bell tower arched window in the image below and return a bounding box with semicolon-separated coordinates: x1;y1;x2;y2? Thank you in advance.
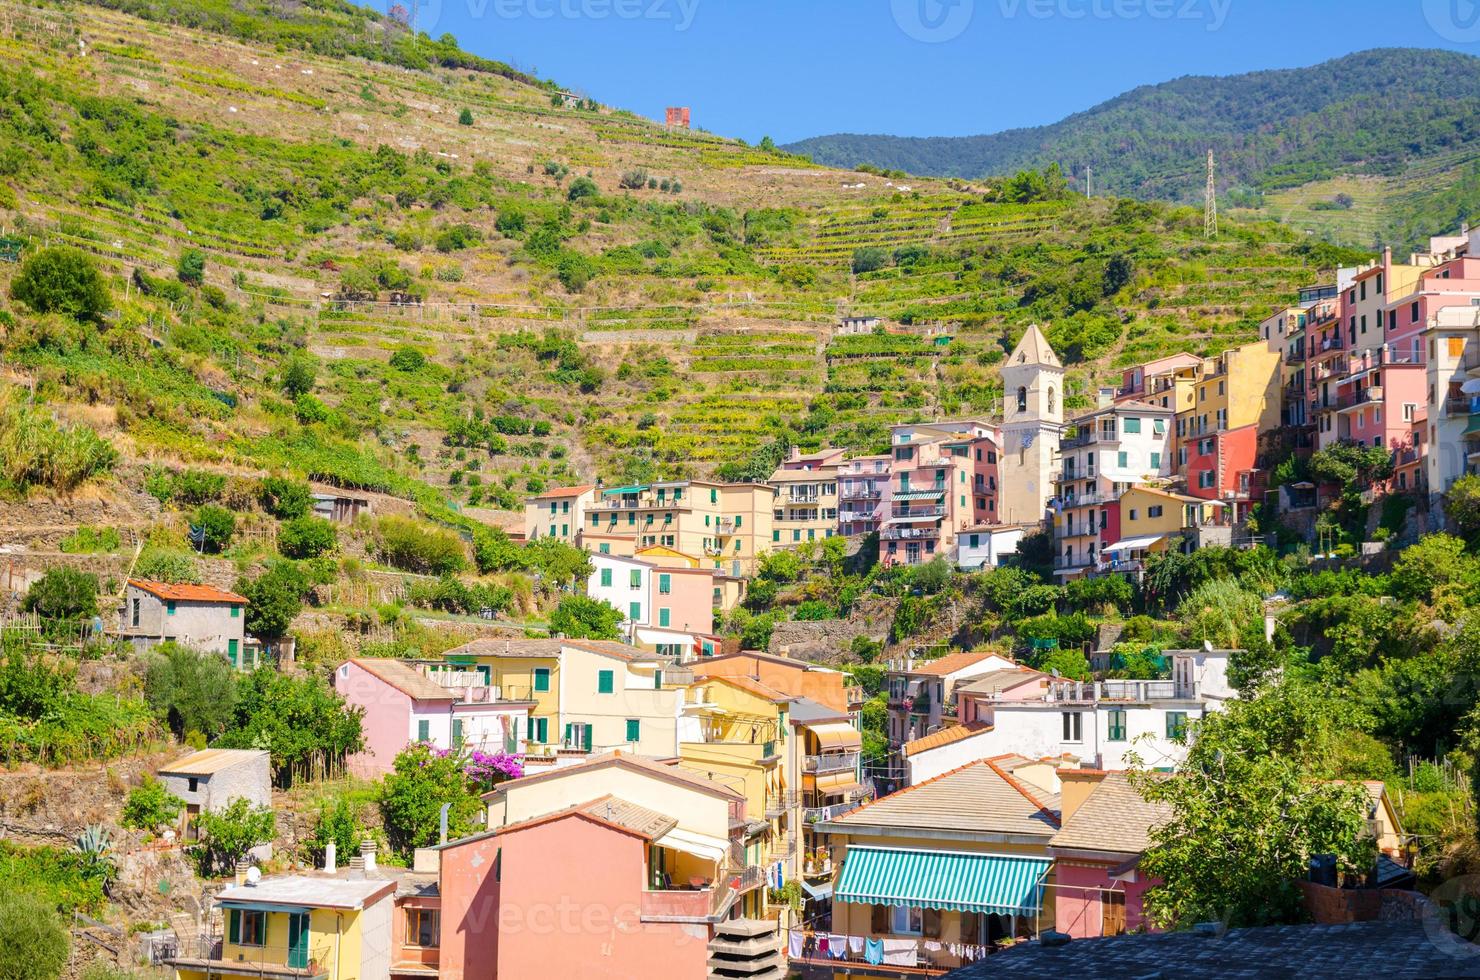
1016;386;1028;413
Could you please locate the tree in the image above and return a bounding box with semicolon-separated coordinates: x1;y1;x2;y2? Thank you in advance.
1132;680;1375;929
193;504;236;554
258;476;313;519
1177;578;1263;649
238;561;311;640
176;248;206;286
375;517;467;575
1037;647;1092;681
0;888;70;980
121;776;185;832
548;595;623;640
472;527;530;574
566;176;598;201
557;252;597;292
303;796;367;867
23;567;98;620
217;669;364;785
379;743;482;856
389;347;427;372
458;107;474;125
524;537;592;587
1389;532;1479;605
9;246;111;322
851;246;889;274
144;642;238;738
280;355;317;398
194;798;275;875
278;516;336;559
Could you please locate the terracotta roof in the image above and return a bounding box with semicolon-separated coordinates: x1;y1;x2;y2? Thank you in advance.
903;721;992;758
1049;773;1171;857
346;658;454;702
906;650;1014;677
482;750;745;803
955;668;1049;697
529;484;596;499
945;920;1480;979
159;748;267;776
825;760;1059;838
580;795;678;839
128;579;247;604
703;674;797;704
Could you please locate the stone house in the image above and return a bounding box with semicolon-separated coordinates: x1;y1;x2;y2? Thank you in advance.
119;579;250;662
156;748;273;860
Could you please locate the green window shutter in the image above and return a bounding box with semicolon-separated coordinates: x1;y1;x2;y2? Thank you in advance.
659;608;670;627
1118;451;1129;467
630;569;642;588
230;606;240;618
626;719;640;742
535;717;547;743
228;909;240;944
227;639;239;666
1151;452;1162;469
452;719;464;745
563;723;572;746
534;668;550;692
599;543;610;554
1124;418;1141;434
598;670;614;694
710;488;718;504
735;516;742;527
772;530;780;542
600;568;612;587
629;601;641;621
654;670;663;689
659;574;671;594
417;719;430;741
167;601;176;615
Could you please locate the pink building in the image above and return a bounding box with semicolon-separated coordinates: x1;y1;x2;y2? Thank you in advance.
435;798;717;980
1182;421;1262;520
838;454;891;537
1049;770;1170;939
334;658;531;778
882;421;1001;567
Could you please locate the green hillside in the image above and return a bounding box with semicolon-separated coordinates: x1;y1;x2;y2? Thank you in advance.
786;48;1480;250
0;0;1364;521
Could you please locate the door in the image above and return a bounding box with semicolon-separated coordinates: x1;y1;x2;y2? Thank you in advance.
287;912;310;968
1102;890;1126;936
227;639;239;667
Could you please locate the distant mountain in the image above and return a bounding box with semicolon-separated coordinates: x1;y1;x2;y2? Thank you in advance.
786;49;1480;207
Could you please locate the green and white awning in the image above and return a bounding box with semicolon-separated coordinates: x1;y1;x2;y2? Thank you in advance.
893;490;946;501
834;846;1049;915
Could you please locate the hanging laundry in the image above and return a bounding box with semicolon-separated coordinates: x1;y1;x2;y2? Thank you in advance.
828;934;847;959
849;935;865;955
882;938;918;966
787;929;804;959
864;938;885;966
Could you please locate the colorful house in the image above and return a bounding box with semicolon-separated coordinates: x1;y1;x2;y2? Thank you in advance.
119;579;250;662
1049;770;1170;938
586;551;717;659
839;453;892;538
1178;341;1281;524
884;650;1018;763
167;875;396;980
882;419;1004;568
580;479;778;577
334;658;531;777
156;749;272;858
522;484;597;545
769;447;846;547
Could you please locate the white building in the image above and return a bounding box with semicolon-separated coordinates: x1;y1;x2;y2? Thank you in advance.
955;523;1033;570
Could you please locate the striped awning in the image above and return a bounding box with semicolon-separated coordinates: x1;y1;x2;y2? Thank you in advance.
893;490;946;501
834;847;1050;915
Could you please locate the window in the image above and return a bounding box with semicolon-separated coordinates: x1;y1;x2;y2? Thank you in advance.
1117;451;1128;468
532;717;548;743
1123;417;1141;434
599;543;610;554
1127;508;1138;521
406;909;439;948
533;668;550;693
228;639;239;665
1153;418;1165;435
230;605;240;619
1166;711;1189;739
772;530;780;542
228;909;267;947
187;777;198;793
658;573;671;595
1107;709;1127;742
629;569;642;589
166;601;177;616
1413;302;1421;324
451;719;463;746
1016;386;1028;413
1062;711;1083;743
1148;505;1164;518
417;719;430;742
891;905;924;936
598;670;615;694
1150;452;1162;470
625;719;641;742
710;488;718;504
131;598;140;627
628;601;641;621
600;568;612;587
659;608;671;627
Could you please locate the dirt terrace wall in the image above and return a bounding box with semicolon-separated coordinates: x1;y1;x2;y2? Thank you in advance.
768;597;896;664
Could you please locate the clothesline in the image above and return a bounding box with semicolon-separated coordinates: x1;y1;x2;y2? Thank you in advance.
786;928;994;970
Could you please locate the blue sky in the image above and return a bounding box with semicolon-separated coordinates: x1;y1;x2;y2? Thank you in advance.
412;0;1480;143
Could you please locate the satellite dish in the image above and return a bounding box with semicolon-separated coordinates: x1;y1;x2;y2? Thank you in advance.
245;866;261;886
1050;668;1061;678
1203;640;1214;652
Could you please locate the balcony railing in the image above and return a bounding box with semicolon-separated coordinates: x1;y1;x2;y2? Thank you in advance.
1335;387;1381;411
166;938;326;978
845;684;866;706
803;799;864;824
803;751;859;774
891;506;946;519
839;510;877;523
1053;554;1094;570
765;789;798;818
1447;396;1480;418
1099;678;1177;701
841;488;882;501
881;526;940;541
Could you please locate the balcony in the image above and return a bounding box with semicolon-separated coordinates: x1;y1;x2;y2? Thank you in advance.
845;684;866;706
640;885;717;922
1309;359;1348;382
1059;428;1099;450
1099;678;1177;701
165;938;327;979
421;670;534;704
1448;396;1480;418
1285;347;1307;365
765;789;798;818
881;526;940;541
1059;491;1112;508
839;510;877;523
841;487;882;501
1335;386;1381;412
803;751;859;774
891;506;946;520
716;518;736;534
1053;554;1095;570
803;799;865;824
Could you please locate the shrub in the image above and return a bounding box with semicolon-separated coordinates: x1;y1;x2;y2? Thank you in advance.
279;516;337;559
9;246;110;321
619;168;648;190
238;561;312;640
303;796;367;867
379;743;482;856
194;798;275;875
566;176;598;201
851;246;889;274
171;469;226;506
24;567;98;620
404;574;512;616
121;776;185;832
0;887;70;980
0;388;118;493
192;504;236;554
389;347;427;372
216;669;363;785
133;548;200;584
557;252;597;292
176;248;206;285
258;476;313;520
59;526;121;554
547;595;623;639
375;517;467;575
458;107;474;125
280;355;317;398
434;223;483;253
495;208;526;236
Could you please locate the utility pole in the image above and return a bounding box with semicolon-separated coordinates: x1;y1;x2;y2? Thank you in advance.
1204;149;1218;240
1086;166;1092;198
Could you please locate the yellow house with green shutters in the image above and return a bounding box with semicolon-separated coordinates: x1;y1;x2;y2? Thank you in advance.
439;638;682;760
167;876;395;980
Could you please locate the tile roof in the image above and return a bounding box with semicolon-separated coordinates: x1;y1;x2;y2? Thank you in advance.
128;579;246;604
955;668;1049;696
346;658;455;702
1049;773;1171;857
217;875;394;910
906;651;1013;677
580;795;678;839
903;721;993;758
788;697;851;725
825;760;1059;839
529;484;596;499
944;920;1480;979
159;748;267;776
704;674;797;704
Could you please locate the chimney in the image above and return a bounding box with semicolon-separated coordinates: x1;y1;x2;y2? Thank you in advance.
347;855;366;880
234;859;250;887
361;839;377;873
323;841;337;874
1057;768;1109;824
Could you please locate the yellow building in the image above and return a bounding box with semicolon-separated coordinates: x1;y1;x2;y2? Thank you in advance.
578;480;778;577
812;758;1059;975
168;876;396;980
768;448;846;548
439;638;681;760
522;484;597;544
1179;341;1282;449
1112;485;1222;568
